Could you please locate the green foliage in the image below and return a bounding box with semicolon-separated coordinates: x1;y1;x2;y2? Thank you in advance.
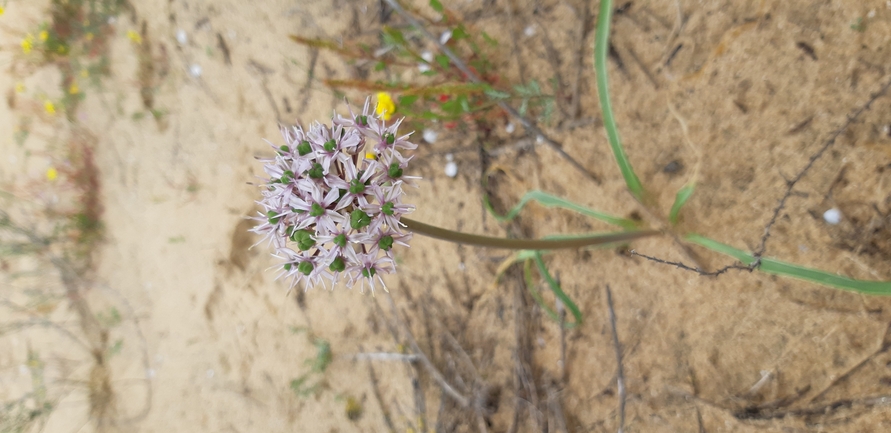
593;0;646;201
483;189;640;229
668;185;695;225
685;235;891;295
290;337;333;398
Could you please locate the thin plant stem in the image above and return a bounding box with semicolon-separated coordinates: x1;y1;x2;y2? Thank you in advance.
401;217;659;250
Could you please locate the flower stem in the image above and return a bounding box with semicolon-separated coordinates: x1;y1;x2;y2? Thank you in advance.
401;217;660;250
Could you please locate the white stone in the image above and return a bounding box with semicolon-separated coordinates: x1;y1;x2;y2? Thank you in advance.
505;122;515;134
524;25;536;37
418;63;431;73
189;64;202;78
445;161;458;178
176;29;187;45
421;51;434;63
423;129;437;143
823;208;841;225
440;30;452;45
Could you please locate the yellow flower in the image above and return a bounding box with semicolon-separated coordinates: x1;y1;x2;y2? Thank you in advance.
69;83;79;94
46;167;58;181
85;32;94;41
14;83;25;93
0;6;5;16
375;92;395;121
127;30;142;45
21;34;34;54
39;30;48;41
44;101;55;115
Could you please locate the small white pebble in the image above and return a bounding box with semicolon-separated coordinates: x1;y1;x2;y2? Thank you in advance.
524;25;536;37
423;129;437;143
535;135;544;144
206;369;215;379
823;208;841;225
868;9;876;18
421;50;434;63
505;122;515;134
439;30;452;45
189;64;202;78
418;63;431;73
445;153;454;162
445;161;458;178
176;29;188;45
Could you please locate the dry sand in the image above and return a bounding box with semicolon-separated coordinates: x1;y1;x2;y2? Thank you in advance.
2;0;891;432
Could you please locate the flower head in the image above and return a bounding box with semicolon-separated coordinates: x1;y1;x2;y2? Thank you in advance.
253;98;418;293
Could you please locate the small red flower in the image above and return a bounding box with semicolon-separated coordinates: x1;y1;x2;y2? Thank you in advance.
438;94;450;102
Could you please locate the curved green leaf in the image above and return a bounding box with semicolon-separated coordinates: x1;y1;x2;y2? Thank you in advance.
685;234;891;295
594;0;645;201
669;185;695;225
482;189;639;229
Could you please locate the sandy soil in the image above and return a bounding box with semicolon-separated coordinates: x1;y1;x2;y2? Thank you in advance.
2;0;891;432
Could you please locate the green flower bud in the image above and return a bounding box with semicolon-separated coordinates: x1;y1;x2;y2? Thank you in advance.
296;140;312;156
283;263;292;271
267;210;280;225
361;267;376;278
323;139;336;152
329;256;346;272
378;235;394;250
307;163;324;179
356;115;367;126
381;202;395;216
280;145;289;153
291;230;316;251
297;261;314;276
349;178;365;194
388;162;403;179
333;233;347;248
350;210;372;229
385;133;395;145
310;203;325;217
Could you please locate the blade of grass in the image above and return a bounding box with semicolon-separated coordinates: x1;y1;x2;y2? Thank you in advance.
668;185;695;225
594;0;645;201
482;189;640;229
685;234;891;295
522;251;582;328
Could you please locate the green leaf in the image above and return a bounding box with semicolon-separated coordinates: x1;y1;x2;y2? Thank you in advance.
430;0;444;13
398;95;419;107
668;184;695;225
594;0;646;201
484;87;511;99
382;27;406;46
435;54;450;68
421;70;438;77
452;25;470;40
483;189;640;229
685;234;891;295
374;61;386;71
481;31;499;46
524;252;582;328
